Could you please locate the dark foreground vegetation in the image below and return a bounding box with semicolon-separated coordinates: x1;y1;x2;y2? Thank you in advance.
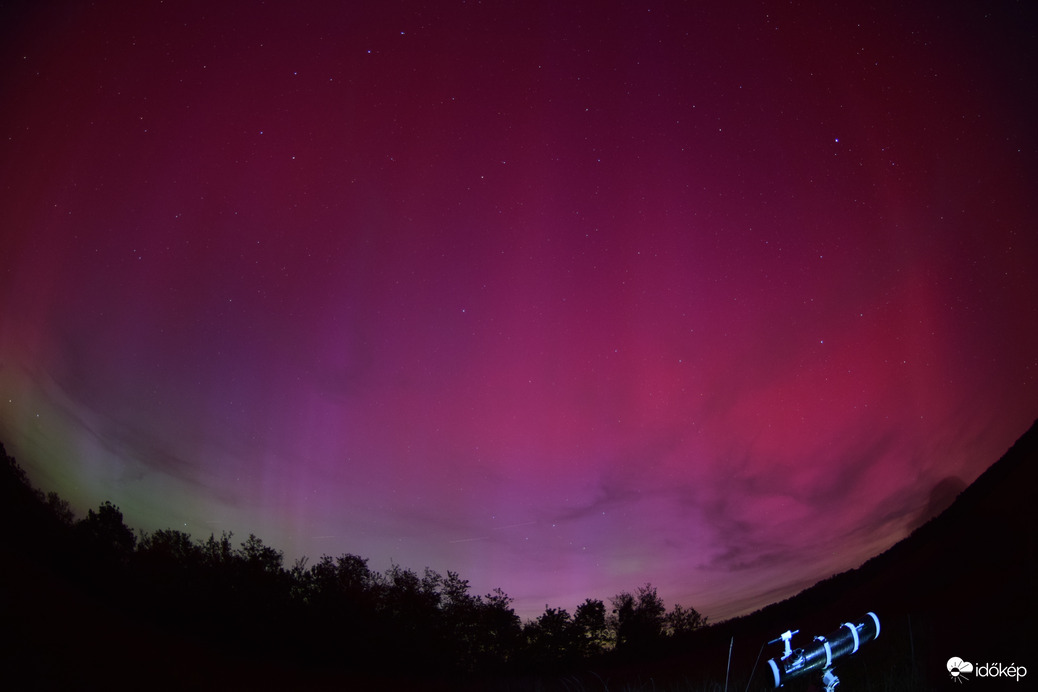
1;440;708;690
2;419;1035;690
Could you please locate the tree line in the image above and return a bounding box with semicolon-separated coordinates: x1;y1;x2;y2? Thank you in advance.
1;442;706;681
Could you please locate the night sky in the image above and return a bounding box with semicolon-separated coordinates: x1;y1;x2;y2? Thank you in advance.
2;0;1036;621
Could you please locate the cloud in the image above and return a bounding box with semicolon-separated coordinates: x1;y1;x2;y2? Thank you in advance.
907;475;966;532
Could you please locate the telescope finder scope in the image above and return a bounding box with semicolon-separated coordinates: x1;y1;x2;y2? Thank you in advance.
766;612;880;688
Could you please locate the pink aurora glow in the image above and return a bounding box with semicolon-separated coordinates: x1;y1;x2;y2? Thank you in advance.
1;1;1036;620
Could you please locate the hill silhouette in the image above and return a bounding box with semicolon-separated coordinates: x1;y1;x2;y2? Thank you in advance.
759;414;1037;685
1;419;1034;690
608;418;1037;690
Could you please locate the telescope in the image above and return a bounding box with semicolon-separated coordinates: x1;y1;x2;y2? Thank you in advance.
766;612;880;691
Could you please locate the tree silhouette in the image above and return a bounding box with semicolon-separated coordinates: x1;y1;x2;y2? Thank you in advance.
133;528;202;624
0;442;30;491
440;569;474;614
288;552;377;665
239;533;283;571
525;606;577;667
138;528;199;564
476;588;523;667
439;570;482;667
611;583;666;654
300;552;376;609
200;530;235;567
76;501;136;558
1;436;725;683
0;443;74;557
666;602;707;636
377;564;444;668
573;598;609;656
45;491;75;525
